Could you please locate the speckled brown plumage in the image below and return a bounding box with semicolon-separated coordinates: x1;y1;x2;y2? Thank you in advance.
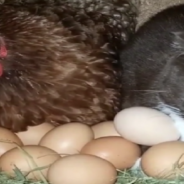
0;0;137;132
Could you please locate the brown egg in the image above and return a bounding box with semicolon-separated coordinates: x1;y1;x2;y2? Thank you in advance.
92;121;121;139
47;154;117;184
39;123;94;156
81;136;141;169
141;141;184;179
0;127;23;156
16;123;54;145
0;145;61;180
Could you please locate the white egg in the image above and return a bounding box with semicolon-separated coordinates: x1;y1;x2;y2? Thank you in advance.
113;107;180;146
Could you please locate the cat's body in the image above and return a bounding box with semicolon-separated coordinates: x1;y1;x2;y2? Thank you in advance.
120;4;184;169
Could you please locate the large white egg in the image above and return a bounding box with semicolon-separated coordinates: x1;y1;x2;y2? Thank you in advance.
113;107;180;146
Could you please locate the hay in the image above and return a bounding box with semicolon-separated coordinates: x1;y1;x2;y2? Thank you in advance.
133;0;184;29
1;170;184;184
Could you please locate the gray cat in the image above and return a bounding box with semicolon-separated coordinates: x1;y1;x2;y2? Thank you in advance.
120;4;184;170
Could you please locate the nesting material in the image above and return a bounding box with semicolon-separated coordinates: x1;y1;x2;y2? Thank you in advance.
132;0;184;29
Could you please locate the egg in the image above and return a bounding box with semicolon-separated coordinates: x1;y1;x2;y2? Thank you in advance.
16;123;55;145
92;121;120;139
114;107;180;146
39;123;94;156
0;127;23;156
0;145;61;180
141;141;184;179
47;154;117;184
80;136;141;170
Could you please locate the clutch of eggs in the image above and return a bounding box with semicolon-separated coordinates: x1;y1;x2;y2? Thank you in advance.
0;106;182;183
0;121;140;184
